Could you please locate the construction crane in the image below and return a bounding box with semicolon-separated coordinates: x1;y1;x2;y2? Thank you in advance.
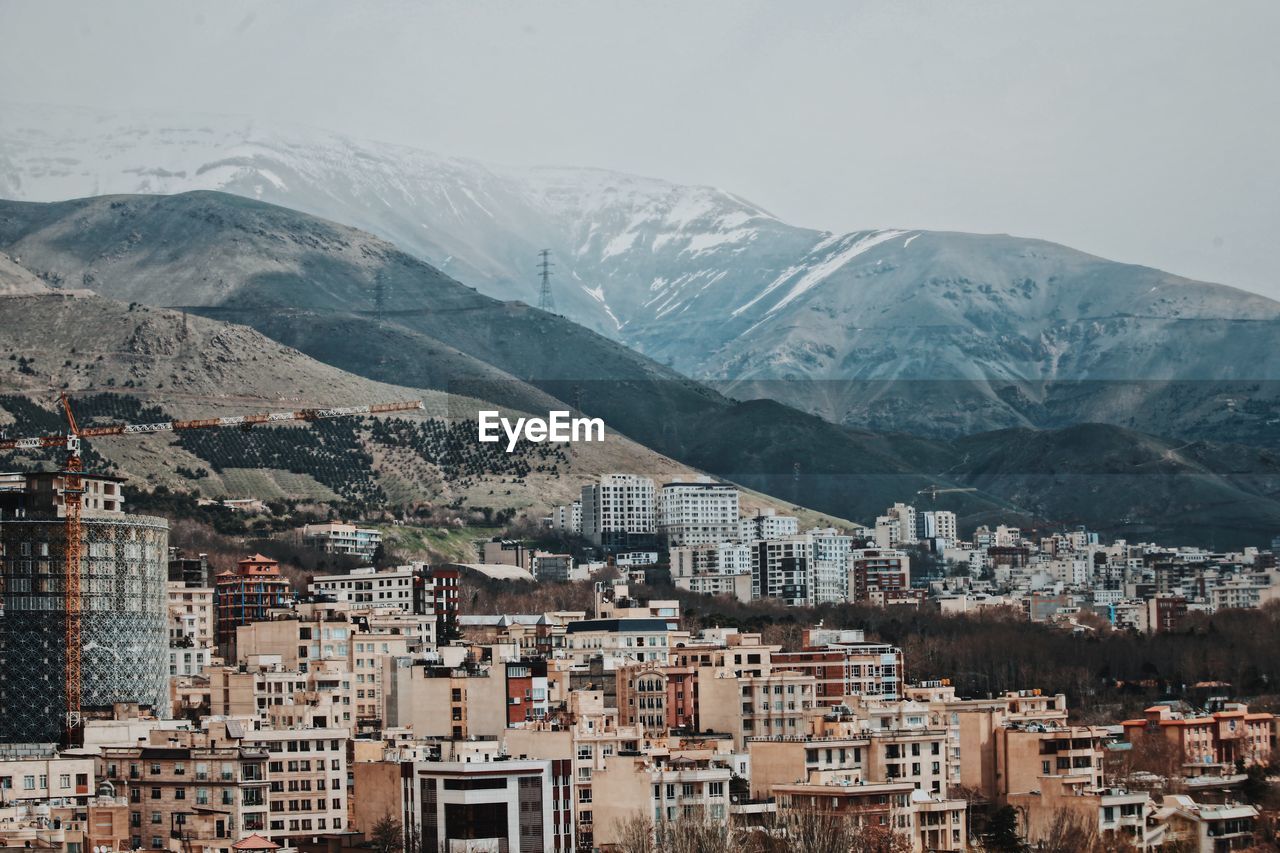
916;484;978;502
0;395;424;743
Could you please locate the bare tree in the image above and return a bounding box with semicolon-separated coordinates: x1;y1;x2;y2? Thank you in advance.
612;812;733;853
743;810;910;853
369;812;404;853
611;813;656;853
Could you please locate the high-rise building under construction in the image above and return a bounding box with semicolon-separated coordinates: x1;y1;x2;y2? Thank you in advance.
0;470;169;742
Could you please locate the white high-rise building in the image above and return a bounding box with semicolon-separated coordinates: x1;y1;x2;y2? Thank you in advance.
658;478;740;546
809;528;855;604
670;542;753;599
918;510;958;548
580;474;655;549
553;500;582;534
739;509;800;542
670;542;752;577
750;528;854;606
875;503;918;548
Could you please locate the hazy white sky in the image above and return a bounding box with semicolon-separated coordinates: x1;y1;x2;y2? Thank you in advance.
2;0;1278;296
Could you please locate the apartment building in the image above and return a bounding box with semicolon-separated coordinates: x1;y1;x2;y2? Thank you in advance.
563;618;672;664
671;542;751;585
215;555;292;656
504;690;644;850
0;745;95;806
995;721;1108;799
550;500;582;534
309;565;414;609
412;753;569;853
698;668;817;749
169;582;217;676
917;510;958;548
751;534;812;606
1010;776;1163;851
656;479;739;547
580;474;656;550
300;522;382;560
1122;703;1278;771
243;727;349;843
772;631;905;704
101;726;269;852
751;529;854;606
748;727;870;798
850;548;912;603
381;659;511;740
875;503;918;549
1158;796;1259;851
739;509;799;542
590;754;732;848
204;661;353;730
772;779;967;852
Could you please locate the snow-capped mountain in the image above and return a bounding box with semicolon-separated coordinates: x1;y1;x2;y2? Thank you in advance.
0;103;822;341
4;103;1278;437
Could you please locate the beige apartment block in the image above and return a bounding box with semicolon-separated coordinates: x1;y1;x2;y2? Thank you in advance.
698;667;816;749
100;726;269;852
244;727;349;841
381;659;508;740
590;754;732;849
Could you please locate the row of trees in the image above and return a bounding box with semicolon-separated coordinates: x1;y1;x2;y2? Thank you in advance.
660;583;1280;718
612;811;910;853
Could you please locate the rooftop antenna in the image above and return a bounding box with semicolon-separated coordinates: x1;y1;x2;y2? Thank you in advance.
537;249;555;313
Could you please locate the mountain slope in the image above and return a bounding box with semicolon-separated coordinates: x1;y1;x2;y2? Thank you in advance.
3;104;1276;450
1;193;1277;544
0;286;756;518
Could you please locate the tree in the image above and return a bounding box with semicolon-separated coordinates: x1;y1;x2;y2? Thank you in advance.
744;810;910;853
1036;809;1103;853
982;806;1027;853
369;813;403;853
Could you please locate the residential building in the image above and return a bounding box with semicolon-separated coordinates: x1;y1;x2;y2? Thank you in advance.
671;542;752;599
657;478;739;547
101;724;269;853
580;474;656;550
739;509;799;542
214;555;291;656
300;522;382;560
0;469;170;742
309;565;414;610
590;754;732;849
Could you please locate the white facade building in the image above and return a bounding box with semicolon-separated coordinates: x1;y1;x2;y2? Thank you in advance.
580;474;656;548
657;479;740;546
918;510;958;548
301;522;383;559
739;509;800;542
309;565;415;610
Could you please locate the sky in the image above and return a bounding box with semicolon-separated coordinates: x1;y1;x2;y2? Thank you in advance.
2;0;1278;297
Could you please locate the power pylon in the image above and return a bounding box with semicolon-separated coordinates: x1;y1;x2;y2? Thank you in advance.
537;249;555;313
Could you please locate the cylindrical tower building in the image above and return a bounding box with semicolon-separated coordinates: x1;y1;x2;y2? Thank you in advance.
0;470;169;742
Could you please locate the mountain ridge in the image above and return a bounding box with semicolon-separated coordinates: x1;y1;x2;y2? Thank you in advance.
3;103;1276;444
0;192;1276;545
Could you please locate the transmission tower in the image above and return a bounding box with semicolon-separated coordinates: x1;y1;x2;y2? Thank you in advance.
373;270;387;317
537;249;555;313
